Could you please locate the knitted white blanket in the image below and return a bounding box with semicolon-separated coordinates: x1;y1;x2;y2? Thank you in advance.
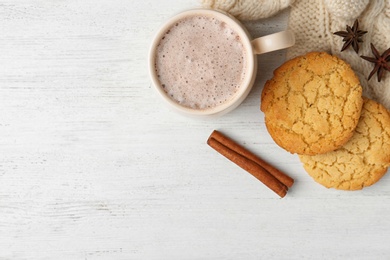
201;0;390;110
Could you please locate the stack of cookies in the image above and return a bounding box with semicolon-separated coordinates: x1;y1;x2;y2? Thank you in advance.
261;52;390;190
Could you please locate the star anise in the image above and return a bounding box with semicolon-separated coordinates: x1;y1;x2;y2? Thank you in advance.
361;43;390;82
334;19;367;53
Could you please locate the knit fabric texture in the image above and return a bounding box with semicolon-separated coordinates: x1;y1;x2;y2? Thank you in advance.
200;0;390;110
201;0;293;20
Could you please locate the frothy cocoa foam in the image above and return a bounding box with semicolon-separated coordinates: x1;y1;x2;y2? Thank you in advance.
154;14;247;110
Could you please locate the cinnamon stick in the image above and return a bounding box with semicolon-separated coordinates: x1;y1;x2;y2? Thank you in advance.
210;130;294;188
207;130;294;198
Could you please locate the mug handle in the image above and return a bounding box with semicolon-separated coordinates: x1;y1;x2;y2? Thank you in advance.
251;30;295;55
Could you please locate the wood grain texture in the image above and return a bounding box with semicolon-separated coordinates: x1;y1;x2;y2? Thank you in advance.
0;0;389;259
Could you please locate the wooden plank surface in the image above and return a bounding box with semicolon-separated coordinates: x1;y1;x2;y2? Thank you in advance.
0;0;389;259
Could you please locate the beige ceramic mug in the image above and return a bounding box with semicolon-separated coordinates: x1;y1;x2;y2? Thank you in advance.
149;8;294;117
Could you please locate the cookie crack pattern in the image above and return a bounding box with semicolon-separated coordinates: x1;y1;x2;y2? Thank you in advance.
264;52;363;155
299;98;390;190
262;52;364;155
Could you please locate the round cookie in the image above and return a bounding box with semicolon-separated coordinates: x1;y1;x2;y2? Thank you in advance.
261;52;363;155
299;98;390;190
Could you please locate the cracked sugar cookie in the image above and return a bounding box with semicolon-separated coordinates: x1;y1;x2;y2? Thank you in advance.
261;52;363;155
299;98;390;190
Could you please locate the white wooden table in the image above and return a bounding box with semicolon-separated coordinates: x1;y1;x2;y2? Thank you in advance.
1;1;389;259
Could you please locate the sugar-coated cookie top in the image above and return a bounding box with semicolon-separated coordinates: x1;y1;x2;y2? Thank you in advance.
261;52;363;155
299;98;390;190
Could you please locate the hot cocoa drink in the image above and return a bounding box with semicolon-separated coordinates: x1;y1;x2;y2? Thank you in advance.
154;14;248;110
